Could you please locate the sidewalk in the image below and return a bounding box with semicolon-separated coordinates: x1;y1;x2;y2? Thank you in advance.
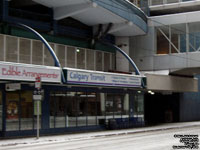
1;121;200;147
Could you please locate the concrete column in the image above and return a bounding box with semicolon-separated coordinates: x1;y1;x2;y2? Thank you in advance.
116;37;130;72
123;94;129;114
100;93;105;113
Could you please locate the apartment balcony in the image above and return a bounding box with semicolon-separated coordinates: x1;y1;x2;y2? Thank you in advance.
148;0;200;16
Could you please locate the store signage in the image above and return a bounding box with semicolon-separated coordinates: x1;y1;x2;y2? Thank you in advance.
0;61;61;83
65;68;142;87
5;83;21;91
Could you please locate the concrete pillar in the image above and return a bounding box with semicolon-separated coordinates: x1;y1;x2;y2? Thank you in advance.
100;93;105;113
123;94;129;114
116;37;130;72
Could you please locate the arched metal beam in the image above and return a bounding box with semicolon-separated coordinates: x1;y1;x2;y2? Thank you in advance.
102;41;141;75
14;23;65;83
112;44;141;76
101;41;144;88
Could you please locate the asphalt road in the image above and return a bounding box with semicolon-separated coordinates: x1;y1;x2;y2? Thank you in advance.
1;126;200;150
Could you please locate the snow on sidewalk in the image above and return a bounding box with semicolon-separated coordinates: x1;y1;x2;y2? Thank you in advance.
0;121;200;148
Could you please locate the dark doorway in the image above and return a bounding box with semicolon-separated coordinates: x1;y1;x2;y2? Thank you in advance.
144;93;180;125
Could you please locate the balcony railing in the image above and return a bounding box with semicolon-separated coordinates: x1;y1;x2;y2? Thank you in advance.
148;0;197;6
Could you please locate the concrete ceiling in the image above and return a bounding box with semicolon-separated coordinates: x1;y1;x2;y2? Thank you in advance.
33;0;146;36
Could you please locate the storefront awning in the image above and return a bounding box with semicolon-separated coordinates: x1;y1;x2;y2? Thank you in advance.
145;73;198;92
169;67;200;77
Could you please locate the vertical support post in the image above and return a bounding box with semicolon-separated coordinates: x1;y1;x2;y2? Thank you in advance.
17;38;20;63
3;35;6;61
94;51;96;70
102;52;104;71
84;49;87;69
2;88;6;137
37;100;39;139
178;34;181;52
75;47;77;68
169;25;171;54
186;23;189;53
65;46;67;67
30;40;33;64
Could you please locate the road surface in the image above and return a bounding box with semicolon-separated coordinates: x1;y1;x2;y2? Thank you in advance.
1;126;200;150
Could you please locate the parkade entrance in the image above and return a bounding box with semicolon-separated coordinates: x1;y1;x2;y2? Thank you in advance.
144;93;180;125
144;73;198;125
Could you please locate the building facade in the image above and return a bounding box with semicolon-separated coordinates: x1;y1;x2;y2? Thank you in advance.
0;0;200;138
0;0;147;137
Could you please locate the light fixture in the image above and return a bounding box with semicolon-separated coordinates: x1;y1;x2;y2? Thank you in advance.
148;90;155;95
76;49;80;53
137;91;141;93
151;92;155;95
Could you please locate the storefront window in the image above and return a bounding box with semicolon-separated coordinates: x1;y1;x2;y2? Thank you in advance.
20;91;33;130
105;94;126;120
66;92;77;127
50;92;66;128
50;92;77;128
50;91;98;128
6;92;19;131
77;92;87;126
49;91;142;128
6;91;34;131
134;94;144;121
0;91;2;131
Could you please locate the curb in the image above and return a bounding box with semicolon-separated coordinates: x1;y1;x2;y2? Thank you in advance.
1;123;200;148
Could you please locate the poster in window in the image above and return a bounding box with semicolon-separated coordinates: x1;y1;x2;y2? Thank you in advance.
7;100;18;119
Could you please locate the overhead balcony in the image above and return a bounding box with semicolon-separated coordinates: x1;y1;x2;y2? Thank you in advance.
149;0;200;15
33;0;148;36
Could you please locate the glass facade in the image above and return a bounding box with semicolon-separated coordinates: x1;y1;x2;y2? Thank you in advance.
6;91;36;131
49;90;144;128
156;22;200;54
149;0;194;6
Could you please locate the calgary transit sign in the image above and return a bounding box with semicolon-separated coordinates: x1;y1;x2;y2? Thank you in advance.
0;61;61;83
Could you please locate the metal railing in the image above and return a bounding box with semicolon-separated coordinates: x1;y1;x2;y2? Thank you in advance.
148;0;196;6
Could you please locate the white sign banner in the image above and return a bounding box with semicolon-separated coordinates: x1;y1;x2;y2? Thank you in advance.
0;62;61;83
66;68;142;87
